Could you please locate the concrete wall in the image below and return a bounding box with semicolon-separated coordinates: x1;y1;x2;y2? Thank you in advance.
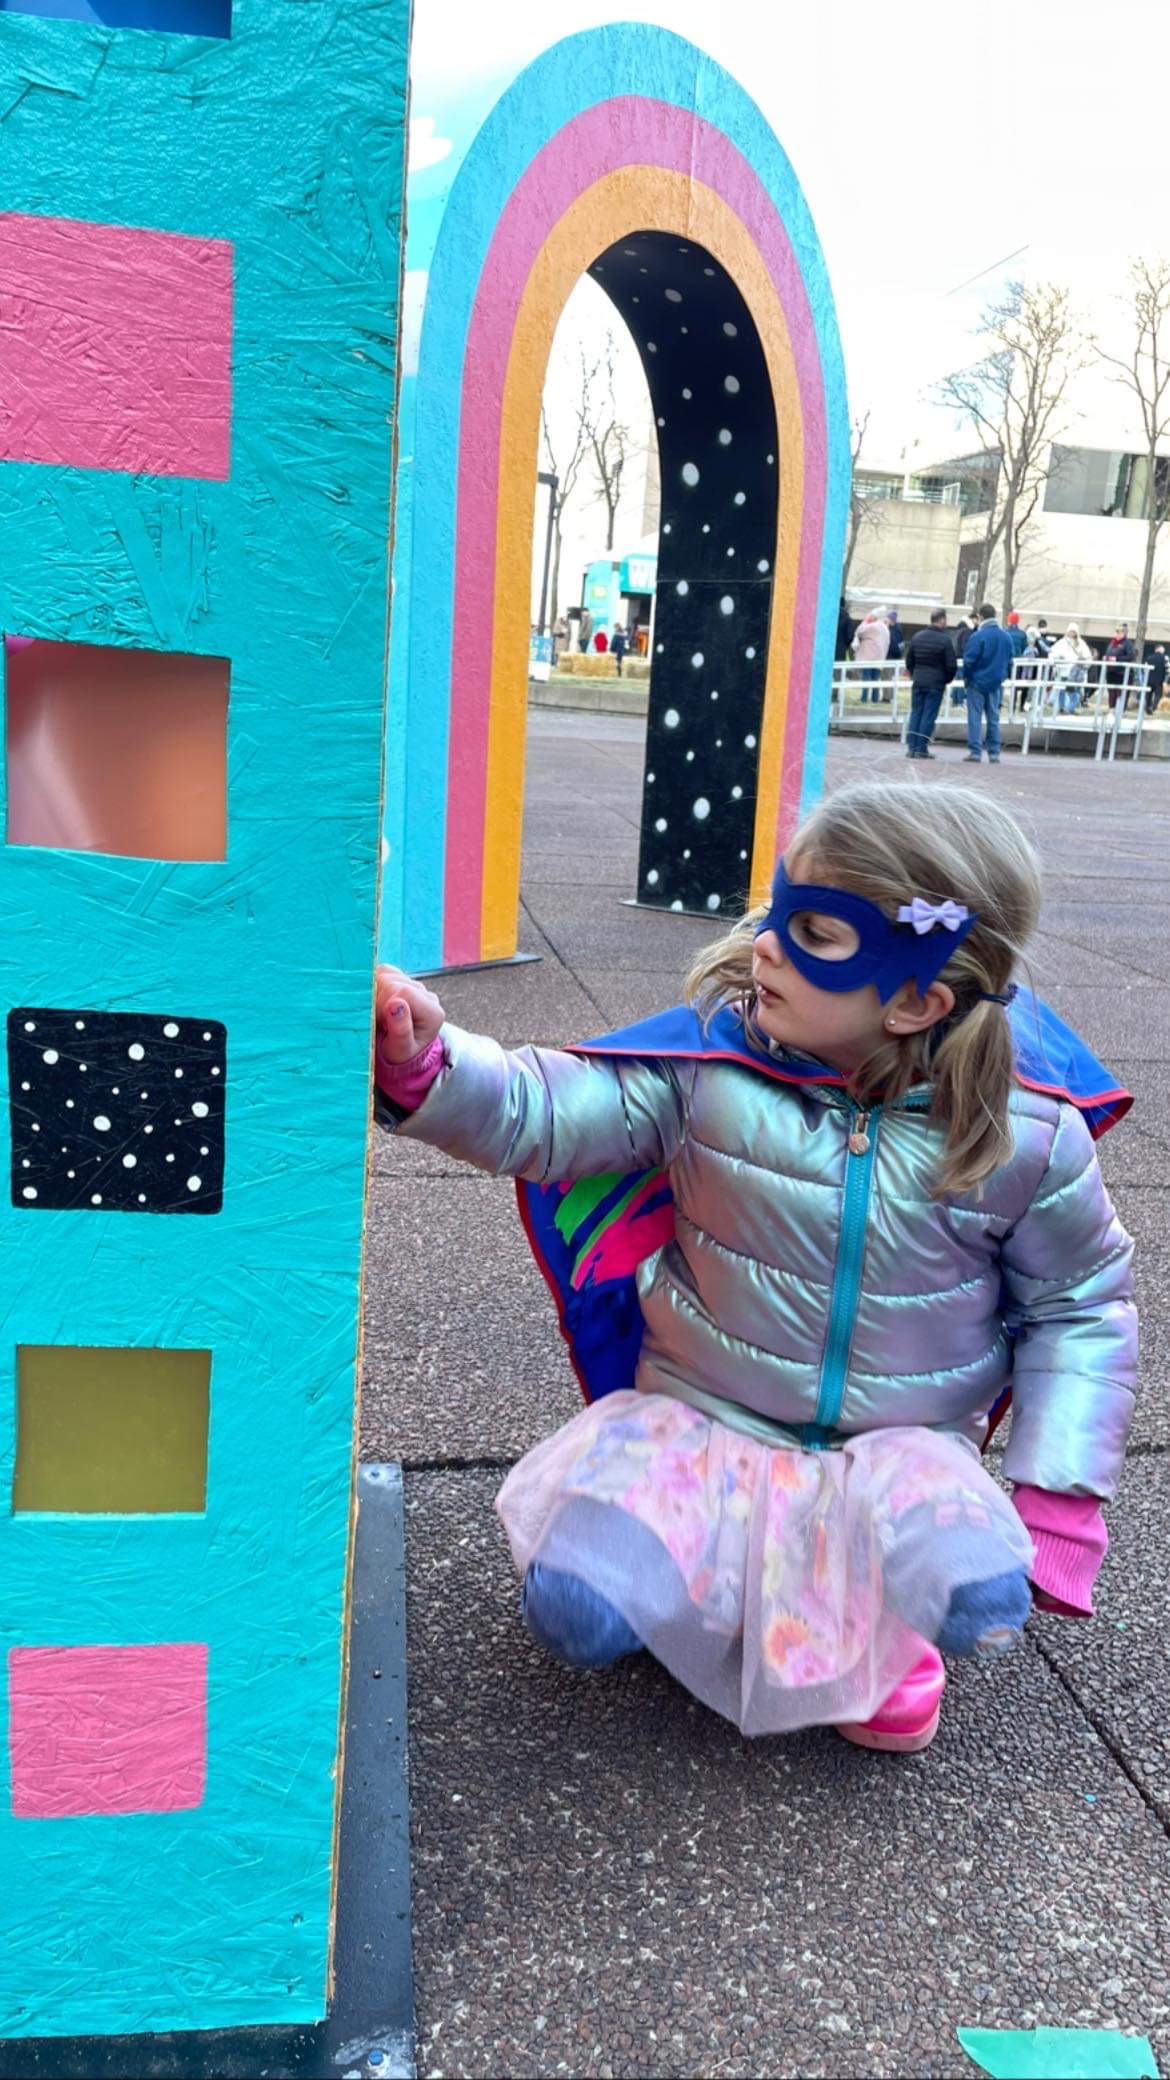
848;498;962;599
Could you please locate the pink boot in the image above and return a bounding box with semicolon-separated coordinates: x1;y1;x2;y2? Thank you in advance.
835;1647;945;1753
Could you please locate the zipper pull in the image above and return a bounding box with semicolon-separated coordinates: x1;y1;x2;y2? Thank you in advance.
848;1110;871;1156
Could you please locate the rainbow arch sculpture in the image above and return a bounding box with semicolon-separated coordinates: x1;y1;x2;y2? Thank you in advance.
383;24;850;973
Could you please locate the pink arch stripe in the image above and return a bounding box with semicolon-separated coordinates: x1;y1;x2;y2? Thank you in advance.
442;97;828;966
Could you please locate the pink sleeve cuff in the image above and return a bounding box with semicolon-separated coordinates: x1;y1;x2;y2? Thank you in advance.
1013;1484;1108;1617
375;1031;445;1111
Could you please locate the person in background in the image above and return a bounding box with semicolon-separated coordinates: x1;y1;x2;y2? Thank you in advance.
885;607;904;666
1035;618;1052;659
961;602;1014;764
610;624;628;677
836;596;856;663
578;609;593;655
851;608;891;703
1016;626;1043;711
1049;624;1093;714
1005;611;1028;660
903;608;957;759
593;627;609;655
1105;624;1136;709
1146;643;1167;712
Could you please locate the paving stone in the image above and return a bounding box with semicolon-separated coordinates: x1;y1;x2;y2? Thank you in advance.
403;1467;1170;2080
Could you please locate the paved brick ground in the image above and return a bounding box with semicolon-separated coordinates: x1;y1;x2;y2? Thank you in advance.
364;718;1170;2079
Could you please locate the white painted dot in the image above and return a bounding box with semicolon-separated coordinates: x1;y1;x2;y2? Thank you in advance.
21;1187;37;1200
715;739;723;747
93;1115;111;1132
657;643;665;655
746;647;757;660
163;1021;180;1038
42;1049;58;1065
137;1194;147;1204
31;1122;39;1132
693;798;711;821
720;596;735;616
67;1170;75;1179
19;1082;29;1093
624;248;638;257
734;491;746;506
202;1031;212;1041
702;524;711;534
676;580;689;597
691;653;704;669
647;772;655;783
23;1021;35;1033
724;375;740;394
657;415;666;428
199;1146;209;1157
646;340;658;354
664;287;682;303
686;750;695;761
711;689;720;701
731;785;743;800
647;870;659;887
707;894;721;911
655;817;667;834
174;1119;183;1128
758;559;770;573
122;1153;137;1169
128;1043;145;1061
681;387;693;400
745;733;758;748
166;1153;175;1163
144;1124;154;1134
704;266;715;277
91;1194;102;1206
174;1067;184;1079
681;462;700;487
718;429;733;447
683;848;691;860
662;522;672;535
65;1099;74;1110
767;453;775;465
740;849;749;862
723;321;738;337
78;1063;87;1073
112;1087;120;1096
20;1159;29;1169
187;1176;202;1193
664;708;680;729
671;901;684;912
74;1020;85;1031
140;1091;148;1100
211;1067;220;1077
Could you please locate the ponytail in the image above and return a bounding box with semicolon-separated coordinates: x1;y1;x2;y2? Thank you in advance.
927;997;1018;1198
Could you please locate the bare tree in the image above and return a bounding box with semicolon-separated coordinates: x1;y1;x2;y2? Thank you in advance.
540;391;591;628
936;282;1086;613
842;410;872;588
1092;257;1170;655
587;332;632;552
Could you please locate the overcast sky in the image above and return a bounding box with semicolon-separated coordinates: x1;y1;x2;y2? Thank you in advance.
411;0;1169;462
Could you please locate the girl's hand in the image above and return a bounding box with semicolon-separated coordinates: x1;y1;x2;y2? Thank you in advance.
375;965;446;1065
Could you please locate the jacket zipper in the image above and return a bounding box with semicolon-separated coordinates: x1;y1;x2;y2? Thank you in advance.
809;1102;881;1439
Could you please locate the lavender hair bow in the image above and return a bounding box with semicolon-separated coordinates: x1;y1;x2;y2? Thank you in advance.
897;897;971;936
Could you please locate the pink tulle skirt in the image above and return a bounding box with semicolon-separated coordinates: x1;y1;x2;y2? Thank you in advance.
496;1390;1033;1736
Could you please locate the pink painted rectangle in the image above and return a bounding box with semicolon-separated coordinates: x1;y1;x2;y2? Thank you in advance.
9;1642;208;1818
0;212;232;480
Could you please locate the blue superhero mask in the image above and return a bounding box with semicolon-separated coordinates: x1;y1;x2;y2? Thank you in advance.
754;862;979;1004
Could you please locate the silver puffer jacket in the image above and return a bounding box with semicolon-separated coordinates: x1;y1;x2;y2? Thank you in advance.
393;1023;1138;1499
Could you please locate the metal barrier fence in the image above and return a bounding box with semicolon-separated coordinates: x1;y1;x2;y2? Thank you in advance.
831;659;1157;762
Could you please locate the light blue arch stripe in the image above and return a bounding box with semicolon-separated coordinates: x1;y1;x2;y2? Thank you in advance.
382;24;849;969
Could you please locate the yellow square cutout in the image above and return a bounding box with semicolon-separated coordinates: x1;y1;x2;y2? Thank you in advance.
14;1346;210;1514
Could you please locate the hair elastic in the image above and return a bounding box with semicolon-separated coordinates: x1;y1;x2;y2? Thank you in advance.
979;985;1019;1007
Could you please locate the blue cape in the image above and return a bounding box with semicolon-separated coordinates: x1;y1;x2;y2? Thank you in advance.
517;991;1132;1409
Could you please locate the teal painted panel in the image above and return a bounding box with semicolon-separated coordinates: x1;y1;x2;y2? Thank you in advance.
0;0;408;2038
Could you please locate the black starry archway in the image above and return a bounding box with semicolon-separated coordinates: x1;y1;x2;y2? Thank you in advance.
588;232;779;917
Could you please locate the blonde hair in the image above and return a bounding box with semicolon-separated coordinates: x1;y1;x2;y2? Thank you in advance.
685;780;1042;1199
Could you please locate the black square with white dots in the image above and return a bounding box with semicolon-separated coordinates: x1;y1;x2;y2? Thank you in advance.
8;1010;226;1214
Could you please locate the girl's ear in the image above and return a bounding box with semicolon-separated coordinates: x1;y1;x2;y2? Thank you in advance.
888;980;955;1034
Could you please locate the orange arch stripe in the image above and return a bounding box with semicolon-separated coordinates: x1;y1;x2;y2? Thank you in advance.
482;168;805;960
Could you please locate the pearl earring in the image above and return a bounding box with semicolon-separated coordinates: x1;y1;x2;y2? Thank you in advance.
886;1019;898;1031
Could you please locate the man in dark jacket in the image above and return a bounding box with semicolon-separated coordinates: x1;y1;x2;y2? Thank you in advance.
961;603;1014;763
1005;610;1028;659
1105;624;1137;708
1147;644;1167;712
903;609;957;759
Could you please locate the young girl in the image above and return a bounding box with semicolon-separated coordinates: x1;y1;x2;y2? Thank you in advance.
374;781;1136;1752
